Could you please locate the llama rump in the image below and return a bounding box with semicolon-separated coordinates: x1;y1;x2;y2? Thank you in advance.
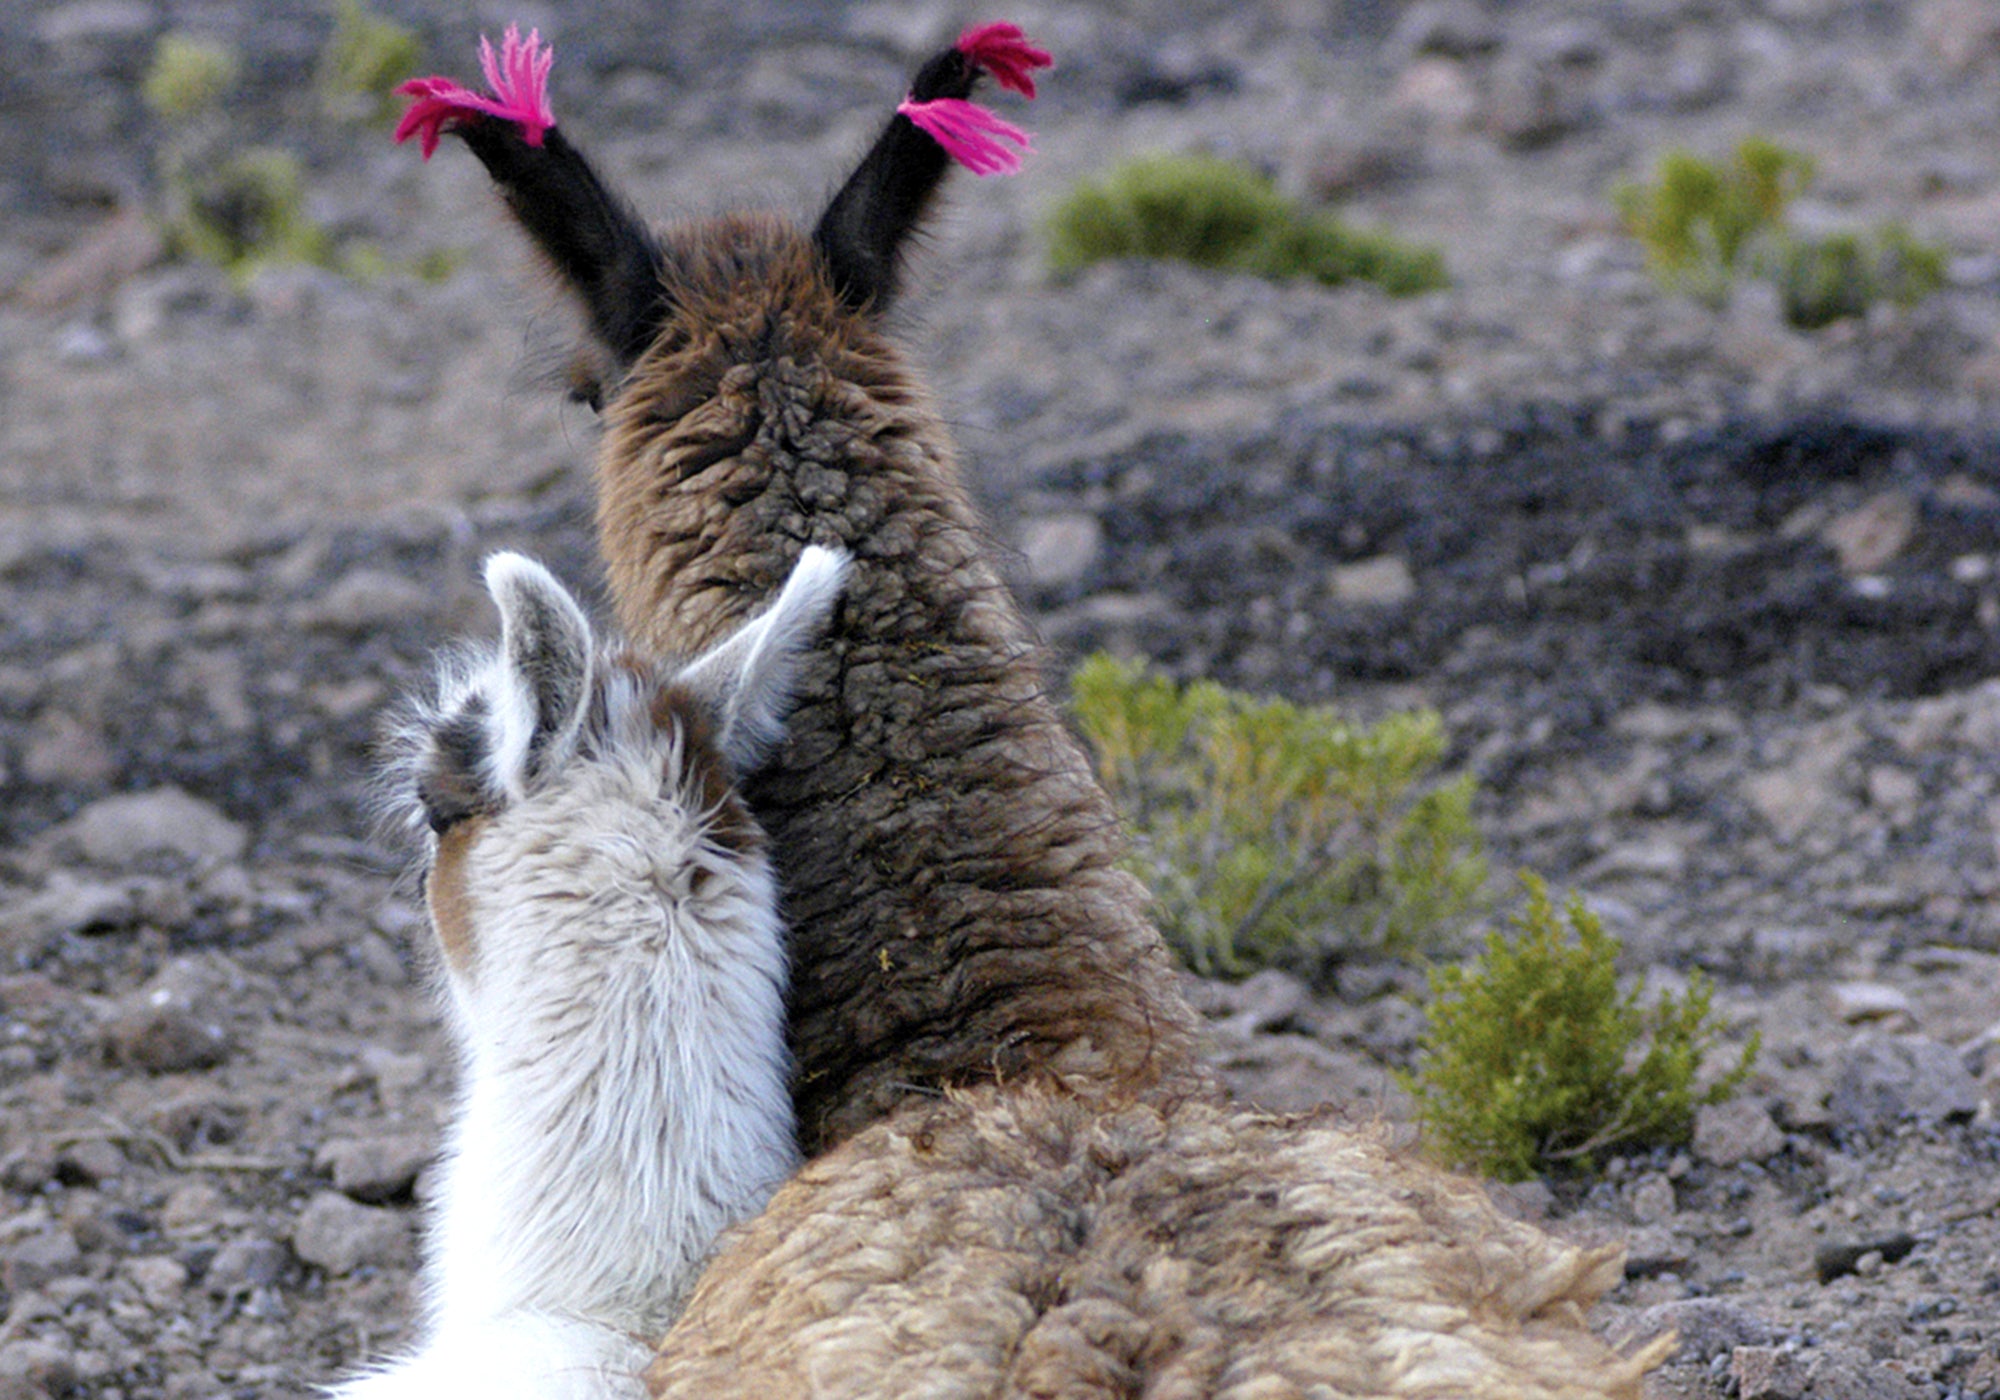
647;1087;1673;1399
337;547;849;1399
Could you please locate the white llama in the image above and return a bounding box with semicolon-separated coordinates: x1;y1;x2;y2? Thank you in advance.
333;546;850;1400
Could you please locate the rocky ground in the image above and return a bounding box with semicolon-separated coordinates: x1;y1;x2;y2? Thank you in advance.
4;0;2000;1396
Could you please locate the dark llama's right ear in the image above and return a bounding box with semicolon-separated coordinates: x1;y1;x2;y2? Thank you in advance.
812;22;1051;312
395;27;664;384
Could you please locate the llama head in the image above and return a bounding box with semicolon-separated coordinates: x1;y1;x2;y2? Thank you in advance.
384;546;849;974
394;22;1049;406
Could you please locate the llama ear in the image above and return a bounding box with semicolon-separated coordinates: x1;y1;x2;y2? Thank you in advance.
812;24;1049;311
483;552;596;789
396;28;665;380
676;547;851;771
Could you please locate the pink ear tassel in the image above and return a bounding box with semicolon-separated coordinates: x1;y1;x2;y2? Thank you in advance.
898;97;1033;177
956;22;1052;98
394;23;556;160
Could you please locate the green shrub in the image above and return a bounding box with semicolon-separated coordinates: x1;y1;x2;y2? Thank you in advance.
317;0;424;123
1069;654;1485;976
1048;154;1447;296
160;147;329;276
1615;136;1948;327
1402;876;1758;1182
141;34;241;121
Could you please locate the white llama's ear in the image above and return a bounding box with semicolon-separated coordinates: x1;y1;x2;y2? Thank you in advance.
676;546;850;772
483;552;596;792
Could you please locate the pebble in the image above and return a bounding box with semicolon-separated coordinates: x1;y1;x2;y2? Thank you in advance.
316;1135;433;1205
1621;1297;1774;1366
0;1341;78;1400
121;1253;189;1304
1627;1174;1678;1226
60;787;248;867
1829;981;1913;1025
1732;1342;1928;1400
1827;1033;1980;1133
289;1192;412;1276
100;957;233;1073
6;873;137;940
1692;1098;1786;1166
292;568;439;635
204;1236;294;1295
1328;555;1416;608
0;1228;83;1294
1016;514;1103;593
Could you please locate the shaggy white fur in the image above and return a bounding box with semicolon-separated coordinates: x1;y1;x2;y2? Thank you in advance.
333;547;848;1400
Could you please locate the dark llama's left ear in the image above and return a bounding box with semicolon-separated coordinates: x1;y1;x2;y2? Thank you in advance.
395;26;664;380
812;22;1051;312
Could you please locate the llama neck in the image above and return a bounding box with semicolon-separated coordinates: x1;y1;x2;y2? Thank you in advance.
427;800;798;1337
597;298;1213;1152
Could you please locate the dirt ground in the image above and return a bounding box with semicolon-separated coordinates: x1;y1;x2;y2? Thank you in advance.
4;0;2000;1396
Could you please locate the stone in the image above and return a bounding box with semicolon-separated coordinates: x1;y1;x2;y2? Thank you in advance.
0;1340;78;1400
1829;981;1912;1024
1186;967;1311;1038
204;1236;294;1295
61;787;248;866
289;1191;411;1276
53;1138;124;1186
1692;1099;1785;1166
4;874;137;940
1627;1174;1677;1226
1;1228;82;1294
121;1253;188;1305
1919;0;2000;73
1620;1297;1774;1366
1735;1343;1925;1400
293;568;438;636
1822;490;1916;575
1732;1346;1807;1400
101;957;232;1073
1827;1033;1980;1133
19;711;117;787
1329;555;1416;607
315;1135;433;1204
1017;514;1102;593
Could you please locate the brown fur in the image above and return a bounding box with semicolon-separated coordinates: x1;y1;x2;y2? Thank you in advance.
646;1086;1673;1398
426;817;487;974
593;215;1212;1150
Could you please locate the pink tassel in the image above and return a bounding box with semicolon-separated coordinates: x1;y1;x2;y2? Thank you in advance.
956;22;1052;99
394;24;556;160
898;97;1033;177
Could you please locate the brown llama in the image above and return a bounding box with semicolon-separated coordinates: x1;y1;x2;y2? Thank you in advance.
395;21;1211;1152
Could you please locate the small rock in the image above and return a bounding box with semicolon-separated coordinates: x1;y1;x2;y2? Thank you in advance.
4;873;136;940
160;1181;228;1234
1828;1033;1980;1133
1621;1297;1774;1366
1627;1174;1678;1226
1;1228;82;1294
1815;1232;1918;1284
1863;765;1921;815
1329;555;1415;608
1622;1226;1692;1279
1822;490;1916;575
121;1253;188;1305
1692;1099;1785;1166
19;710;118;787
315;1135;433;1204
1919;0;2000;73
1829;981;1912;1025
293;569;435;635
1732;1345;1806;1400
53;1138;124;1186
61;787;248;866
1186;968;1310;1038
1389;57;1480;128
1017;514;1102;593
290;1191;411;1276
101;957;232;1073
204;1236;293;1295
0;1340;79;1400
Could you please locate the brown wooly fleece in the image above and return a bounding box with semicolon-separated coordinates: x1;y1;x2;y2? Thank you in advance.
646;1085;1674;1398
397;19;1216;1150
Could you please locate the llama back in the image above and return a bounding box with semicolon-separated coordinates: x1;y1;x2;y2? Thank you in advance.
388;25;1214;1149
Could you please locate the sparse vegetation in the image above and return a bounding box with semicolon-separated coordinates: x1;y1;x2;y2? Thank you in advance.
316;0;423;123
1403;877;1758;1182
1615;136;1948;328
141;16;449;286
1048;153;1448;296
1069;654;1484;977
